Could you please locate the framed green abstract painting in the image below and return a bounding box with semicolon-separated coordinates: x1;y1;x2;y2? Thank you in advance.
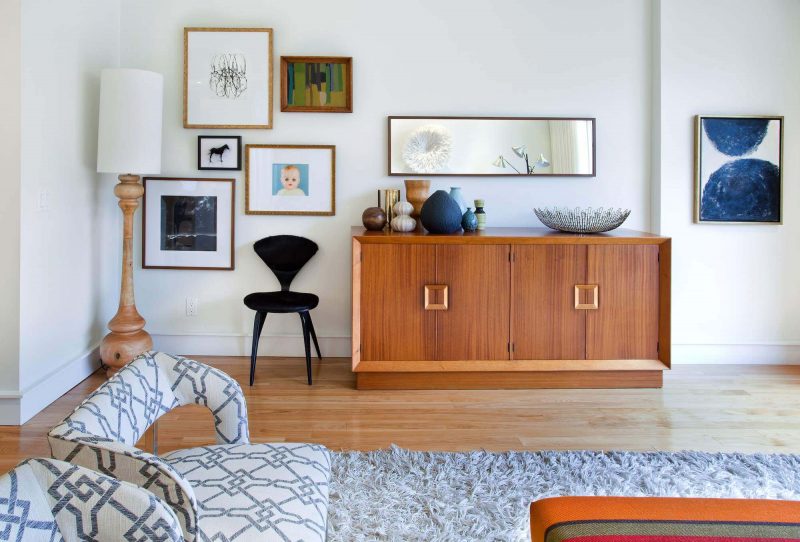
280;56;352;113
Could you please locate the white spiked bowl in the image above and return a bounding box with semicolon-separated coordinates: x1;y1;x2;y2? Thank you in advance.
533;206;631;233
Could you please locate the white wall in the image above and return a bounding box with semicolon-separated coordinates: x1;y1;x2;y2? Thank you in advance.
121;0;653;357
15;0;121;422
657;0;800;363
0;0;22;419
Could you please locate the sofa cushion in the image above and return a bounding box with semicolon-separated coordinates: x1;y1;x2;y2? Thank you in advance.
164;443;331;542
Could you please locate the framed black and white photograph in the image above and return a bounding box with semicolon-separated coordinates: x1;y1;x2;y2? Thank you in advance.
245;144;335;216
184;27;273;129
198;135;242;170
143;177;235;270
695;115;783;224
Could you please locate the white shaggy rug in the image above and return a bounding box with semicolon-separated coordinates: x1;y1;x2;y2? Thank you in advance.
328;447;800;542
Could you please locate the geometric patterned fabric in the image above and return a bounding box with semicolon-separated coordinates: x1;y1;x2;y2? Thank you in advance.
47;351;330;541
165;443;330;541
0;457;183;542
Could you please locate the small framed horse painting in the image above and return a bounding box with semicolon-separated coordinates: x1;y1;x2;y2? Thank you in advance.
198;135;242;170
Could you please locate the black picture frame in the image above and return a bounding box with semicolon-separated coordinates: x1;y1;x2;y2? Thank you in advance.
198;135;242;171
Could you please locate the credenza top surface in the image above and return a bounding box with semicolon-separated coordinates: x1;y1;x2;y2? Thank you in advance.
352;227;670;245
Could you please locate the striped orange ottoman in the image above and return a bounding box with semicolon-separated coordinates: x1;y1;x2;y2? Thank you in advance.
530;496;800;542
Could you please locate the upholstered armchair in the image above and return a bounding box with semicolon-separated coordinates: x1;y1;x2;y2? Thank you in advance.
48;351;331;542
0;457;184;541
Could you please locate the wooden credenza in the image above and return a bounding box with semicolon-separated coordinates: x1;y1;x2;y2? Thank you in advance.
352;227;670;390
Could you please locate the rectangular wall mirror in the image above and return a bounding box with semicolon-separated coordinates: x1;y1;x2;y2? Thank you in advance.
388;116;596;177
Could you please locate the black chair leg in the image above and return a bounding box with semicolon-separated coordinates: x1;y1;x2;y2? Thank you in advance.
250;311;267;386
305;312;322;359
299;311;312;385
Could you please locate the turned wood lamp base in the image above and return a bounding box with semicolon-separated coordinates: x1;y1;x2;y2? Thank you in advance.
101;174;152;377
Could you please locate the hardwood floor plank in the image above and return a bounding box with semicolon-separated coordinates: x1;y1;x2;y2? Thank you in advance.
0;356;798;474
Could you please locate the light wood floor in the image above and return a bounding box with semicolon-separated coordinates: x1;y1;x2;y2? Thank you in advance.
2;356;800;473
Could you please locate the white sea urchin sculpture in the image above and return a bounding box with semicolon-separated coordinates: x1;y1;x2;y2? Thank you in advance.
402;124;453;173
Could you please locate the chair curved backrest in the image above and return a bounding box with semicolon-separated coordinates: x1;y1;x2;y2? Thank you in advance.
0;457;184;541
254;235;318;291
48;351;250;542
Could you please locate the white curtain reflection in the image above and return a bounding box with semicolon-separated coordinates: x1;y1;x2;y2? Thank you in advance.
548;121;592;174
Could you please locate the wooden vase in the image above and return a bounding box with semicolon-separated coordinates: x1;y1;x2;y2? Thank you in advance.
404;179;430;219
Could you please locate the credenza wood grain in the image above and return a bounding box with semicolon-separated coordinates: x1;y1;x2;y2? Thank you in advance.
586;245;660;360
512;245;587;360
435;244;510;361
352;228;670;389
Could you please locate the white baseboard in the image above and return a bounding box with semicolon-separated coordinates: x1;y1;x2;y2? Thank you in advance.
0;396;21;426
671;343;800;365
151;332;352;358
18;345;102;424
0;345;102;425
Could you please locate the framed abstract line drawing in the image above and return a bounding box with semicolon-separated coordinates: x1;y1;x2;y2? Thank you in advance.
198;135;242;170
695;115;783;224
280;56;352;113
142;177;235;270
184;27;273;129
245;144;335;215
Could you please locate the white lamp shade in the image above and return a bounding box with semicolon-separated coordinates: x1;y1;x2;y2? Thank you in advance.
97;69;163;174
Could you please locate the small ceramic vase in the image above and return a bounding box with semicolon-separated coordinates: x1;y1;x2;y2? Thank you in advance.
474;199;487;231
362;207;387;231
391;201;417;232
461;207;478;232
404;179;430;219
449;186;468;214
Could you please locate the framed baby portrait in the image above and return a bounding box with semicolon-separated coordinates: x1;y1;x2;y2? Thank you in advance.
198;135;242;170
280;56;353;113
142;177;235;270
245;144;335;215
184;27;273;129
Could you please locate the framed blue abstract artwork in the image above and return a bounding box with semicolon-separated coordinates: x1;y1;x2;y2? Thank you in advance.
695;115;783;224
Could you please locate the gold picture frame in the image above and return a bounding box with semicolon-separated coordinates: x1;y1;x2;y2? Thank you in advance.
694;114;783;224
280;56;353;113
245;144;336;216
184;27;274;129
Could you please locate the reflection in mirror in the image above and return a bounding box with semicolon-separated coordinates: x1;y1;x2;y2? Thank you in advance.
388;117;595;176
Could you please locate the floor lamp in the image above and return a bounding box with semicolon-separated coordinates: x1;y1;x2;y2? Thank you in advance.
96;69;163;376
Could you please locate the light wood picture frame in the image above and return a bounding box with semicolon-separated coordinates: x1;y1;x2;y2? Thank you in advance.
245;144;336;216
694;115;783;224
280;56;352;113
184;27;273;129
142;177;235;270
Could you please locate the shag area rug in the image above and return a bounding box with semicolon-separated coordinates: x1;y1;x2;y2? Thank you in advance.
328;447;800;542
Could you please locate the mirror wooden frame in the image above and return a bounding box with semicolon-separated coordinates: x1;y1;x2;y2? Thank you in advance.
388;115;596;177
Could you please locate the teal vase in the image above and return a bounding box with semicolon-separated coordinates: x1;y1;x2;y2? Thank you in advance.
461;207;478;232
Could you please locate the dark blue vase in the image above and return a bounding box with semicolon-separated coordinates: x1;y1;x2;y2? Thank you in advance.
420;190;463;234
461;207;478;232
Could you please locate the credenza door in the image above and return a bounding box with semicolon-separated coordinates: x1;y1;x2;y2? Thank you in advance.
435;245;511;361
512;245;587;360
360;244;436;361
586;245;660;360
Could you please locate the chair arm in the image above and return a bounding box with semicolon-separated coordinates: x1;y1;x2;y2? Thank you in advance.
21;458;185;542
156;353;250;445
48;433;199;542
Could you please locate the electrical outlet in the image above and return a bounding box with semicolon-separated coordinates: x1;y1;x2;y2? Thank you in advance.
37;189;49;212
185;297;199;316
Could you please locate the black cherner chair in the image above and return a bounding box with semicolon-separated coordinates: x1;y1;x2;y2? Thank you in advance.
244;235;322;386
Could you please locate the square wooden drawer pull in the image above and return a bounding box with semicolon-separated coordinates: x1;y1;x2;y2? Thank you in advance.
424;284;449;310
575;284;599;310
